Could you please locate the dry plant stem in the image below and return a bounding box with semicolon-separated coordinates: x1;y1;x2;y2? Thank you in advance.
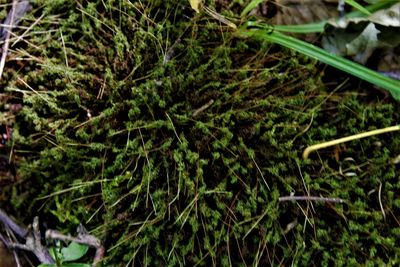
303;125;400;159
6;228;23;267
203;6;237;29
0;0;31;79
12;249;22;267
45;229;102;248
279;195;345;203
12;13;44;46
192;99;214;117
378;180;386;220
7;217;55;264
251;155;270;190
0;0;17;80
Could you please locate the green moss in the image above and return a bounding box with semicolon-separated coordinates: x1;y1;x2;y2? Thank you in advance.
0;0;399;266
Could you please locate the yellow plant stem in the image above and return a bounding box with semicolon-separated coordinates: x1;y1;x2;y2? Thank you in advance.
303;125;400;159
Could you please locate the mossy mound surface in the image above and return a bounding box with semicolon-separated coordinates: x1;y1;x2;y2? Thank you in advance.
1;0;399;266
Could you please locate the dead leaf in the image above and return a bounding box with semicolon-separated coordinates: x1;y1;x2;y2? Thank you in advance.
322;3;400;64
327;3;400;28
346;22;380;63
189;0;202;13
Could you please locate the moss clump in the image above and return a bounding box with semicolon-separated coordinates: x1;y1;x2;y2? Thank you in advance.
1;0;399;266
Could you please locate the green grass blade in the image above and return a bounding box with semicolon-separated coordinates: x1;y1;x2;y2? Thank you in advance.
241;0;264;17
345;0;371;15
345;1;393;18
273;22;326;33
237;28;400;100
263;1;394;34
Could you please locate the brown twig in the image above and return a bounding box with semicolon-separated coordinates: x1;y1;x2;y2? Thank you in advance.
45;229;101;248
4;217;55;264
0;211;105;266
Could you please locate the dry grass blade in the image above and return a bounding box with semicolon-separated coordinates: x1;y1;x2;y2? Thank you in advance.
0;0;17;81
203;6;237;29
303;125;400;159
378;180;386;220
0;0;31;80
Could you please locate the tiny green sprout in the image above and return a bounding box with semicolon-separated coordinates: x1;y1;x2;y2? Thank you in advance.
37;242;90;267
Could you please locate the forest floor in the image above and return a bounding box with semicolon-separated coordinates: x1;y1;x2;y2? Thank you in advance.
0;0;399;266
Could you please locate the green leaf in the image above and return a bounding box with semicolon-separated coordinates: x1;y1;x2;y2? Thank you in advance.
61;242;89;262
238;26;400;100
60;264;91;267
37;265;57;267
49;245;63;263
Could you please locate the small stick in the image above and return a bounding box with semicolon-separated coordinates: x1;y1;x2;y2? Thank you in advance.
203;6;237;29
31;217;55;264
0;212;54;264
6;217;55;264
5;228;22;267
303;125;400;159
279;195;345;204
12;249;22;267
45;229;101;248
